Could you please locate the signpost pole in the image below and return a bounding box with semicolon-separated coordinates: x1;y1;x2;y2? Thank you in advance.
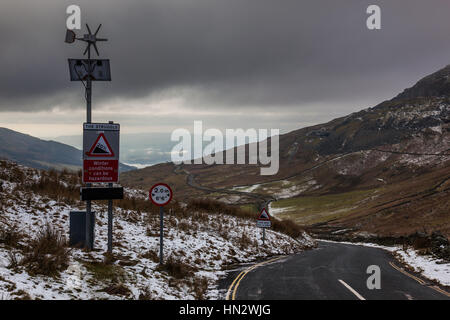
159;206;164;265
67;24;111;252
107;120;114;254
262;228;266;246
107;183;113;253
85;45;93;251
149;183;172;266
86;49;92;122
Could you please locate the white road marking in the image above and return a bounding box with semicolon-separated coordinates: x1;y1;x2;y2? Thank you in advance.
404;293;414;300
338;279;366;300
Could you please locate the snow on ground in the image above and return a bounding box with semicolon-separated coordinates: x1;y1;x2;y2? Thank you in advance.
0;160;314;300
393;248;450;287
233;178;320;200
321;240;450;287
232;184;261;193
272;180;319;199
268;202;295;217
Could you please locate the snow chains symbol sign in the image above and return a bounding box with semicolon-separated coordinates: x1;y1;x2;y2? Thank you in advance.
149;183;173;206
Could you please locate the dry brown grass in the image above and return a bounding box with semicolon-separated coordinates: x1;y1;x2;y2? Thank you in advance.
138;287;154;300
7;251;20;271
141;249;159;263
20;224;70;277
187;199;305;239
192;277;209;300
188;199;253;219
0;222;23;249
157;255;197;279
26;169;80;205
237;231;253;250
102;283;131;296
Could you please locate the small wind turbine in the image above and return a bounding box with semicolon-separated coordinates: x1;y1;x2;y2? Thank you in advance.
65;24;108;57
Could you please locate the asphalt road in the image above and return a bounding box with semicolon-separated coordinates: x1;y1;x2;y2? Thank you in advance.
221;241;449;300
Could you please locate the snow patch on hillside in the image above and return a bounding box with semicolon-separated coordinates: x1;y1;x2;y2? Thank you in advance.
0;160;314;300
268;203;295;217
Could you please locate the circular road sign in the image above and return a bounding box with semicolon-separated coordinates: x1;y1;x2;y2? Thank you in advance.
149;183;173;206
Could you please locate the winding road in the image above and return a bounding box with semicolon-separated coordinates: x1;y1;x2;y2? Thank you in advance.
176;164;450;300
220;241;449;300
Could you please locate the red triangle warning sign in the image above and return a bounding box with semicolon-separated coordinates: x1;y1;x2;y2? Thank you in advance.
86;133;115;157
257;208;271;221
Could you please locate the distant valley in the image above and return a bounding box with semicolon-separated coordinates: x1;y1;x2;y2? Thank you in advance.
0;127;136;172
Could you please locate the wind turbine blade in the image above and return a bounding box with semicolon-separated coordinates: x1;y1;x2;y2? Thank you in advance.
94;24;102;36
83;44;90;55
86;24;92;35
93;43;99;56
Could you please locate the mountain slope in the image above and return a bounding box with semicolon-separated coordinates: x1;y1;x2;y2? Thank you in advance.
0;127;136;172
121;65;450;237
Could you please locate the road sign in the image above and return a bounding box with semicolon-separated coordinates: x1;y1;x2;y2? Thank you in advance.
86;133;115;157
257;220;271;228
83;160;119;183
257;208;271;228
149;183;173;207
83;122;119;183
149;183;173;265
80;187;124;201
68;59;111;81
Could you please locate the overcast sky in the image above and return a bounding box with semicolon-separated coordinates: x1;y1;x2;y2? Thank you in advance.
1;0;450;138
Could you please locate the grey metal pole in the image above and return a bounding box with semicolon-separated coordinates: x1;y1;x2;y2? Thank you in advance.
263;228;266;246
107;121;115;253
107;182;113;253
160;206;164;265
85;47;93;250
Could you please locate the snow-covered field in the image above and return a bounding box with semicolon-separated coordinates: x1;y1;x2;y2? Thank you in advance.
0;161;314;300
321;240;450;287
268;202;295;217
232;178;320;200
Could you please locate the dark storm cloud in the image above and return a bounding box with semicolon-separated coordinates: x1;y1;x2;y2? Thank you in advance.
1;0;450;112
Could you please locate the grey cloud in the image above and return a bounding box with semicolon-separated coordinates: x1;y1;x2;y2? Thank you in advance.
1;0;450;114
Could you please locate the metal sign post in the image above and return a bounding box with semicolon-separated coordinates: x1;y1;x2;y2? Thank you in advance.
149;183;173;265
159;206;164;264
66;24;116;251
108;182;113;253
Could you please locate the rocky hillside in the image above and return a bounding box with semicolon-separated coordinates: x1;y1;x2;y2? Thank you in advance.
121;65;450;238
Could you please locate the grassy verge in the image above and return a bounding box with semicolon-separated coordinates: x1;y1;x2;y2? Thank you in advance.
270;189;378;225
188;199;305;239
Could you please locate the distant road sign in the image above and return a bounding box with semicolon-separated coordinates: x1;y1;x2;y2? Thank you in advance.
149;183;173;206
257;208;271;228
68;59;111;81
83;122;119;183
257;220;271;228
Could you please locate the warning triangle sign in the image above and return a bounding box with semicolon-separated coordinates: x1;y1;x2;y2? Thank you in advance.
86;133;115;157
257;208;271;221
